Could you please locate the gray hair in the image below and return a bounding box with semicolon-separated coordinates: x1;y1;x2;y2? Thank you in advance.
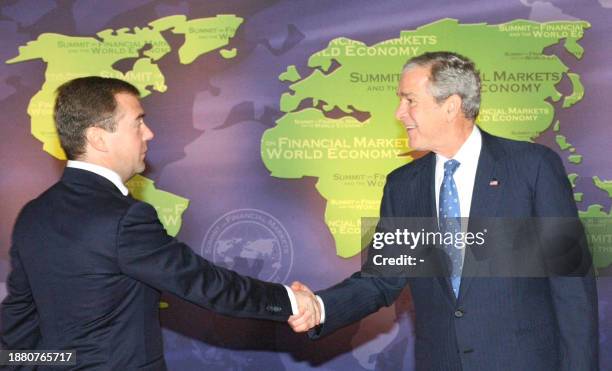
403;51;481;120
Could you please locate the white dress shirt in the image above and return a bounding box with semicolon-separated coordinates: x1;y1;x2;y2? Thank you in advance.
67;160;300;315
434;125;482;219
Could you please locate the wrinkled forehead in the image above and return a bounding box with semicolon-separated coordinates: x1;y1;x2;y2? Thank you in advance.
397;65;432;95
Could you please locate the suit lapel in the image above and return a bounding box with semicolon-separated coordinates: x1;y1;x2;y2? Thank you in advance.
458;130;505;302
395;152;436;217
468;131;504;219
419;153;437;218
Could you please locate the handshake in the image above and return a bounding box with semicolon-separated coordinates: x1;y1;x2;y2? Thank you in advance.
288;281;322;333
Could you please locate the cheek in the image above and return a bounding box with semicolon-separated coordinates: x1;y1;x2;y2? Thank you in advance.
407;106;417;120
131;134;143;146
408;107;423;125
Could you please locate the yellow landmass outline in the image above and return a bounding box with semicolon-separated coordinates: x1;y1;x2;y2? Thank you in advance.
262;18;590;257
8;14;243;234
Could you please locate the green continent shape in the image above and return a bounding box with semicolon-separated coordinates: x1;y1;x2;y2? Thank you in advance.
126;175;189;236
594;176;612;198
553;120;560;132
563;35;585;59
568;173;578;188
261;109;408;257
562;73;585;108
262;18;589;258
7;14;243;236
579;205;612;271
6;14;244;160
6;32;170;159
556;134;572;150
220;48;237;59
568;154;583;164
279;65;301;82
574;193;583;202
170;14;243;64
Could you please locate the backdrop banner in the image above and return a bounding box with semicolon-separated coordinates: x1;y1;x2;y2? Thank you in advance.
1;1;611;370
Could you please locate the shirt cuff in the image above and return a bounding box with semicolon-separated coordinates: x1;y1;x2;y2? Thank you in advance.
284;285;299;315
316;295;326;324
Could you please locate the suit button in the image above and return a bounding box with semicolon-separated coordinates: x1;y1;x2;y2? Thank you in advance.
454;309;464;318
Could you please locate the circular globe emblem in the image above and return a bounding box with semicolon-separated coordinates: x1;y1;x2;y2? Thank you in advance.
201;209;293;282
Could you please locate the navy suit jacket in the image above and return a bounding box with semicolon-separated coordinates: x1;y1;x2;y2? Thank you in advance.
315;130;599;371
1;168;292;370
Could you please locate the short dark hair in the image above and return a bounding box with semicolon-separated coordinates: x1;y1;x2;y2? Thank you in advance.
403;51;481;120
54;76;140;160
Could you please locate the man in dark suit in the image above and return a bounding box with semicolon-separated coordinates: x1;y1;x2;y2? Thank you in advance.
1;77;320;370
289;52;599;370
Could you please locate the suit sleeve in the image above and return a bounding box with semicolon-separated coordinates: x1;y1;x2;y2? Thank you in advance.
533;147;599;371
311;179;409;338
115;202;291;321
1;235;41;350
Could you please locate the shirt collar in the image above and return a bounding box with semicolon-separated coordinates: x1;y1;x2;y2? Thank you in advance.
66;160;129;196
435;125;482;167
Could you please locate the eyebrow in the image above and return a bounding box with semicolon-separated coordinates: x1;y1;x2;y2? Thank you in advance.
396;91;415;98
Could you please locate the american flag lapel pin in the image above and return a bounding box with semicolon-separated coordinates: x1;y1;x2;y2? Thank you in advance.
489;178;500;187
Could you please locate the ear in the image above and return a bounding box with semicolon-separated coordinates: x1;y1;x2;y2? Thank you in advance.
85;126;109;153
444;94;463;122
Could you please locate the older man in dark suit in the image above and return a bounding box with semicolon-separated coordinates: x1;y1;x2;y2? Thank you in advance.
1;77;320;370
289;52;599;371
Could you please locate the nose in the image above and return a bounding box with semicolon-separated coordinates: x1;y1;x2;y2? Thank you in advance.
143;122;154;141
395;100;407;121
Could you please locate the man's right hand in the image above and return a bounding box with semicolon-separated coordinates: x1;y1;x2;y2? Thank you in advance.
288;281;320;332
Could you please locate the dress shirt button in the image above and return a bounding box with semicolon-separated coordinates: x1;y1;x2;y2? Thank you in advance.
454;309;464;318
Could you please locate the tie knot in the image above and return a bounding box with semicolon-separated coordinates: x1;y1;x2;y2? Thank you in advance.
444;159;460;176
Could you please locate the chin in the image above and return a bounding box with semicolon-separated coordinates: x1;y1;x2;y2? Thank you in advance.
407;138;420;150
134;165;146;175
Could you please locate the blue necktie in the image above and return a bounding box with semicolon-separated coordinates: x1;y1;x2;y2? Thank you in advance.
439;159;462;297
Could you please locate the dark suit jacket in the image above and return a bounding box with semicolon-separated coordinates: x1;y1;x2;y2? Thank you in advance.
1;168;292;370
315;130;599;371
